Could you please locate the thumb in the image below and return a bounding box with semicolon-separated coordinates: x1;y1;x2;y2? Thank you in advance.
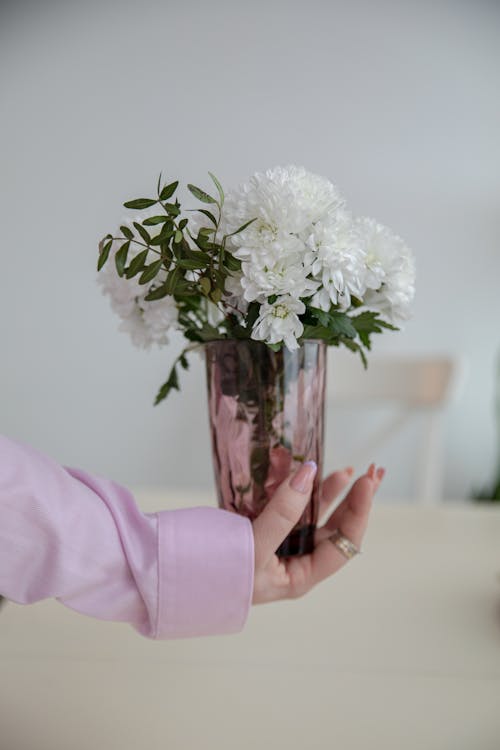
252;461;317;568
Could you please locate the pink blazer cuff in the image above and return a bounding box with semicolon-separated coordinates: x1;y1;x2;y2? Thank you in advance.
154;507;254;639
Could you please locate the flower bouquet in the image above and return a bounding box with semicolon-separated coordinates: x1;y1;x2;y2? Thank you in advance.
98;166;415;555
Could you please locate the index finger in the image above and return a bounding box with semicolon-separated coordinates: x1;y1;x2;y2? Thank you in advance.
252;462;317;568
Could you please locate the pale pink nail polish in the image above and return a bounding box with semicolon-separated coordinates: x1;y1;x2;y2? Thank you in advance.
290;461;317;493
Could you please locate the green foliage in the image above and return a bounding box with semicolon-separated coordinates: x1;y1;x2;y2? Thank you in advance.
97;238;112;271
114;241;130;276
125;248;149;278
123;198;157;209
301;307;398;368
160;180;179;200
208;171;225;205
187;184;218;204
350;311;398;349
472;475;500;502
154;349;191;405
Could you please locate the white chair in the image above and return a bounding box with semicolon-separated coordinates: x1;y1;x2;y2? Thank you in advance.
325;351;466;504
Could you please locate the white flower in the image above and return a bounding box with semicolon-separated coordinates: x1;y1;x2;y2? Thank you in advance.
118;307;152;350
221;165;344;253
251;295;305;351
355;217;416;323
240;250;319;302
283;164;344;224
305;211;367;311
141;296;178;345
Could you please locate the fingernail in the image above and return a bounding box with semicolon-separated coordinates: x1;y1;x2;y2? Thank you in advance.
367;463;375;479
344;466;354;477
376;467;386;480
290;461;317;493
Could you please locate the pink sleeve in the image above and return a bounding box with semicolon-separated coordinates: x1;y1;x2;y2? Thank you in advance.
0;435;254;639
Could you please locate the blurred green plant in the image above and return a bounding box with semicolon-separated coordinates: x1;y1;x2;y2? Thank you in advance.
472;350;500;502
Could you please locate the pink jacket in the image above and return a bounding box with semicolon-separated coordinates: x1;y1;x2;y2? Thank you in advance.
0;435;254;639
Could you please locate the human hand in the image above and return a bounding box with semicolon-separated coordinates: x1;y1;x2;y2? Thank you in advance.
252;462;384;604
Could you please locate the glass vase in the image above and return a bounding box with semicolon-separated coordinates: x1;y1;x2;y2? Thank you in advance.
204;339;326;557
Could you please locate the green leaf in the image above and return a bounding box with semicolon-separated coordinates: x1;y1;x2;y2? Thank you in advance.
199;277;211;295
350;311;399;348
210;287;223;304
223;253;241;272
166;267;182;294
310;308;357;339
139;259;163;284
97;239;113;271
156;172;162;197
125;248;149;278
246;301;260;329
123;198;157;209
187;184;218;205
153;349;191;405
174;229;183;244
301;324;336;341
160;180;179;201
115;241;130;277
191;208;218;226
225;217;257;237
208;172;224;205
352;310;399;333
144;282;170;301
178;258;207;270
192;230;216;251
163;203;181;217
143;215;170;226
132;222;151;244
120;225;134;240
178;218;188;230
154;365;179;405
149;224;175;245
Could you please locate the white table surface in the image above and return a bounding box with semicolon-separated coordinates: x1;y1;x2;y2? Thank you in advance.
1;492;500;750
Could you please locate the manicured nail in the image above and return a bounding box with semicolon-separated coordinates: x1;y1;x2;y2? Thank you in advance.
376;467;386;480
344;466;354;477
367;463;375;479
290;461;317;493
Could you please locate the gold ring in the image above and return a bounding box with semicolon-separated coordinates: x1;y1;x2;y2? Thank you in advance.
328;529;360;560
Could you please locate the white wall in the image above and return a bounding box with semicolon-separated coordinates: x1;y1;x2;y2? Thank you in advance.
1;0;499;500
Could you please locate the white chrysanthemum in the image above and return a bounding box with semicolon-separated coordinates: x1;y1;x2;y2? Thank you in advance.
141;296;178;345
221;165;344;252
231;229;303;262
251;295;305;351
283;164;344;223
305;211;367;311
98;213;179;349
355;217;416;323
118;307;152;350
240;250;319;302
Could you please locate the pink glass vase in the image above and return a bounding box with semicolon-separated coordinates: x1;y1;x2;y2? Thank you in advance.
205;339;326;557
